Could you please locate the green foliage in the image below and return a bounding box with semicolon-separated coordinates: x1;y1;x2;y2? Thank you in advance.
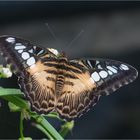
0;66;74;139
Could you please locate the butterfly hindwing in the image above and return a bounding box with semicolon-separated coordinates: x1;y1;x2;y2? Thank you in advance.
56;58;137;120
56;60;99;120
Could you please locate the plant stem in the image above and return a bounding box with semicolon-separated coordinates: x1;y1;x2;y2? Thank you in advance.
59;121;74;138
46;113;64;122
20;112;24;140
32;115;64;140
0;88;66;139
33;123;53;140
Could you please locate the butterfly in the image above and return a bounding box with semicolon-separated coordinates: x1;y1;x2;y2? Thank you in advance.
0;35;138;121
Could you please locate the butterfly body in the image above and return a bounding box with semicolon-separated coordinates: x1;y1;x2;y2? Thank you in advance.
0;35;138;121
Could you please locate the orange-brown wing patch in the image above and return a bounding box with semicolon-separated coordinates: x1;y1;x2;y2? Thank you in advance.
19;60;57;114
56;67;98;120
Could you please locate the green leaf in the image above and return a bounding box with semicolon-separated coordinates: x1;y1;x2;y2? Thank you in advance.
8;102;21;112
2;95;29;109
0;88;22;96
0;88;29;109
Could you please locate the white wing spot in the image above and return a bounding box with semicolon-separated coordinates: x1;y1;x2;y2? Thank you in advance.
28;49;33;53
26;57;36;66
99;70;108;78
21;52;30;60
107;66;117;73
91;72;100;82
16;43;22;45
18;50;23;53
112;66;118;70
33;46;36;50
96;61;99;65
120;64;129;70
6;37;15;43
15;44;26;50
87;60;93;68
37;49;44;55
108;70;113;75
97;65;103;69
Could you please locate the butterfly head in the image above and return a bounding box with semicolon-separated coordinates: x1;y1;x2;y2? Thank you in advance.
60;51;67;58
47;48;60;56
47;48;67;59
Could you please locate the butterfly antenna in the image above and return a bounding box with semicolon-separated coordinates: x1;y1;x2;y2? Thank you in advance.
66;29;84;49
45;22;57;41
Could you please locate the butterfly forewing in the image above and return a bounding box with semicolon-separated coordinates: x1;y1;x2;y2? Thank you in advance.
18;66;57;114
76;58;138;96
0;35;57;114
0;36;47;74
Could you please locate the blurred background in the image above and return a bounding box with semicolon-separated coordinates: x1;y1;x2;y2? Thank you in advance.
0;1;139;139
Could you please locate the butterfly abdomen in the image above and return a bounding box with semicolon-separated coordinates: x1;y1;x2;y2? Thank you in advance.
54;74;65;112
55;58;69;95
